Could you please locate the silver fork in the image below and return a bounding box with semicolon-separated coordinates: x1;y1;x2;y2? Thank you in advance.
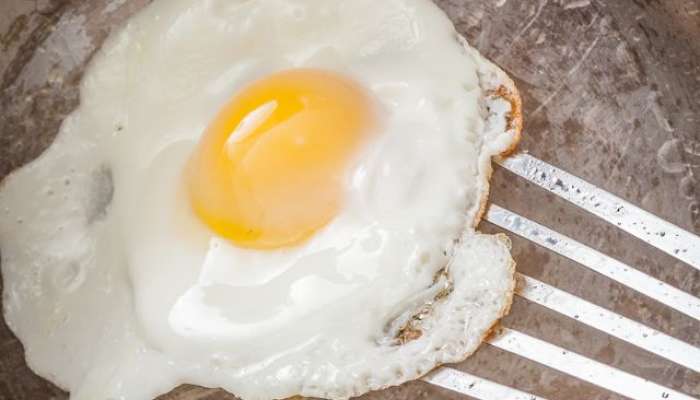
420;153;700;400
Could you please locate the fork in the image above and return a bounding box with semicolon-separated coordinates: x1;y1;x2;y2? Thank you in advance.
420;153;700;400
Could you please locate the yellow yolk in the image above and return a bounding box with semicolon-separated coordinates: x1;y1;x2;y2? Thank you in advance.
187;69;377;249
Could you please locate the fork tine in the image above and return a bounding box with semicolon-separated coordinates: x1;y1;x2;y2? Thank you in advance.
487;328;696;400
497;153;700;270
423;367;550;400
516;273;700;371
486;205;700;321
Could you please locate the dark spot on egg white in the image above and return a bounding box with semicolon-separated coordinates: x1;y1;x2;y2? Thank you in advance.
87;165;114;224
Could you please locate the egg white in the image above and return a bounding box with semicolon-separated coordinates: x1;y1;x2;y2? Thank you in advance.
0;0;518;399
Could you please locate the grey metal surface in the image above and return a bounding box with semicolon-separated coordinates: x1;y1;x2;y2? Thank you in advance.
0;0;699;399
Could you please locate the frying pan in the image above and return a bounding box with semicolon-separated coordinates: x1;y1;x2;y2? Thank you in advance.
1;0;698;399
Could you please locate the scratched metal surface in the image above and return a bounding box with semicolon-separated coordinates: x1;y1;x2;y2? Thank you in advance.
0;0;699;399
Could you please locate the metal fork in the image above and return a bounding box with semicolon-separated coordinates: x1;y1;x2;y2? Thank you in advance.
420;153;700;400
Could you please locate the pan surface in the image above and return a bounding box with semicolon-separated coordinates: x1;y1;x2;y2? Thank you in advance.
1;1;698;399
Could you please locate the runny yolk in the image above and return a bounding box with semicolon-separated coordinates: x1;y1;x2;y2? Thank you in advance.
186;69;377;249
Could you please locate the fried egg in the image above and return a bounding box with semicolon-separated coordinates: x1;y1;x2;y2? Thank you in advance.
0;0;521;399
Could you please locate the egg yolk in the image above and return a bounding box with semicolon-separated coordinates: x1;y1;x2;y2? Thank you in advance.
187;69;377;249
